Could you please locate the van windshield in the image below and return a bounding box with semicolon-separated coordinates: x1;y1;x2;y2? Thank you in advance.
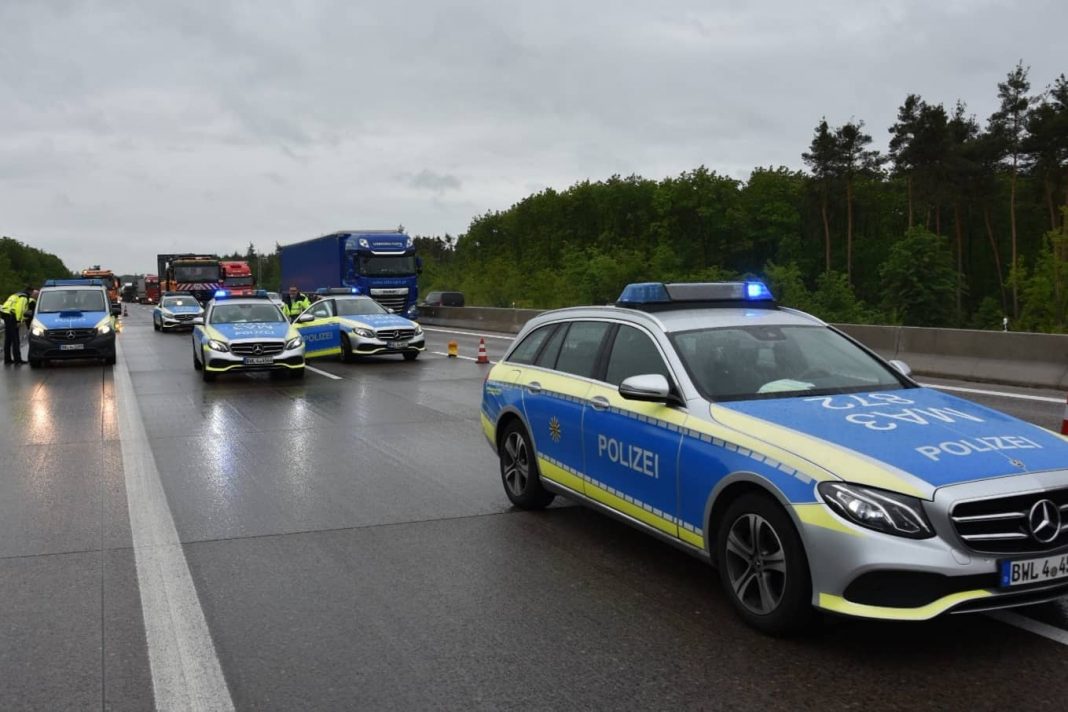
38;290;107;313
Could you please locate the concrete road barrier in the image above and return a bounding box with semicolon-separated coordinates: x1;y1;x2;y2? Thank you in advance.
418;307;1068;389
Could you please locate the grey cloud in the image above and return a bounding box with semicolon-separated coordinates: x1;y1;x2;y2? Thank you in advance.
406;169;462;193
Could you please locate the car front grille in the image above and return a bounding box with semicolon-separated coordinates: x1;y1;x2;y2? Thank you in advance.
172;313;198;322
375;328;415;341
950;487;1068;554
230;341;285;356
44;328;97;341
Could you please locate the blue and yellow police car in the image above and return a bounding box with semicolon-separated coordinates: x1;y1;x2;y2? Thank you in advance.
153;292;204;332
480;281;1068;634
293;289;425;361
28;279;121;367
191;290;306;382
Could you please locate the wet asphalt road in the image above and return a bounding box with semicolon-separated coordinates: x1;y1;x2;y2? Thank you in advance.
2;306;1068;711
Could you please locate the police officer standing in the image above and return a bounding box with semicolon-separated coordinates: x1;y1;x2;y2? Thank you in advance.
282;285;310;322
2;286;34;365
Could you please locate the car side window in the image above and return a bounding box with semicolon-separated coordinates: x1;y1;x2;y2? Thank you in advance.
508;324;555;365
308;300;334;319
604;325;671;386
534;323;568;369
555;321;611;379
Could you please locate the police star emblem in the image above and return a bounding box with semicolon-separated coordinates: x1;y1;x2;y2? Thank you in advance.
549;416;562;443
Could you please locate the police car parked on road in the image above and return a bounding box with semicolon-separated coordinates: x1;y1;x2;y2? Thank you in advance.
294;288;425;361
481;281;1068;634
191;290;306;382
153;293;204;332
28;279;121;368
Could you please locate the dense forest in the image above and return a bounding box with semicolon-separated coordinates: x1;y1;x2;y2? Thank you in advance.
415;63;1068;332
0;237;73;297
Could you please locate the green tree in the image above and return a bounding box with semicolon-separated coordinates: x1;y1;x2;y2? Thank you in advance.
879;226;958;326
802;119;838;273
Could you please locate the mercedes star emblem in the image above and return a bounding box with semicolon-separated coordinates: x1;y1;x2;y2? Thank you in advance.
252;344;263;355
66;330;75;340
1027;499;1062;544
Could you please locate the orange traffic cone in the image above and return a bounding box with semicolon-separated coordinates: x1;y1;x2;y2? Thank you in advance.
477;337;489;364
1061;394;1068;435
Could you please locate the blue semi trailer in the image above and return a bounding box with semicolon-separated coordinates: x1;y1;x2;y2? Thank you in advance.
279;230;421;319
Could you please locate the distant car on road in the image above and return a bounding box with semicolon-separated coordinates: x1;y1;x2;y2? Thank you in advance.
421;290;465;308
295;289;425;361
191;290;306;382
153;294;204;332
481;280;1068;634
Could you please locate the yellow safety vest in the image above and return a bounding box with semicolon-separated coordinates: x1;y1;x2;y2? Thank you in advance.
1;293;27;322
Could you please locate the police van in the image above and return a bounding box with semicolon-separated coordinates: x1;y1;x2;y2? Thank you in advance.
28;279;121;367
191;290;306;382
480;281;1068;633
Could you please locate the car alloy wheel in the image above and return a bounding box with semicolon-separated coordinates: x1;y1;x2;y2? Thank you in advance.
498;421;554;510
724;513;787;615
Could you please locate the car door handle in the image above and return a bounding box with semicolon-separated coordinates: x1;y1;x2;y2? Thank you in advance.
527;381;542;394
589;395;609;410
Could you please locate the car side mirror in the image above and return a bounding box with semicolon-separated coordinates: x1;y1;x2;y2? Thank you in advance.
889;359;912;377
191;317;204;325
296;313;315;324
619;374;676;404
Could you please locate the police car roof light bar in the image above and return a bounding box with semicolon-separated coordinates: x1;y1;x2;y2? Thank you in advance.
43;278;106;287
317;287;361;295
616;281;777;311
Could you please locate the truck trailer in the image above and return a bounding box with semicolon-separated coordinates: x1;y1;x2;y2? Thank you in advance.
280;230;421;318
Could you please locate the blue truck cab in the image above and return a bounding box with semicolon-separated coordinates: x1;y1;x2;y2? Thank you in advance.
280;230;421;320
28;279;121;367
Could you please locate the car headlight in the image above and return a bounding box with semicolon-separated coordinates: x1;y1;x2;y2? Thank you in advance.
413;323;423;335
31;322;45;337
285;336;302;349
817;482;934;539
161;310;173;317
207;339;230;352
352;327;374;339
98;324;112;335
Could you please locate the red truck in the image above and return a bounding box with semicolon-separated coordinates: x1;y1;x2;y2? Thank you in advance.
220;260;256;296
144;275;161;304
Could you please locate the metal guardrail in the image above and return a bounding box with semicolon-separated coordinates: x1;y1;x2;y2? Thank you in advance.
418;306;1068;390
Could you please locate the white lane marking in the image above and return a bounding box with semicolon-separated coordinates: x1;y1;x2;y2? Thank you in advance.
305;365;342;380
922;383;1065;404
114;341;235;711
423;326;514;341
987;611;1068;646
430;350;495;364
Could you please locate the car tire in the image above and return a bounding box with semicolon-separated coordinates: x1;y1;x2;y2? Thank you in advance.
340;335;353;363
153;318;160;332
104;355;116;366
403;351;419;361
202;367;216;382
193;351;202;370
29;358;41;368
498;420;555;510
714;492;815;636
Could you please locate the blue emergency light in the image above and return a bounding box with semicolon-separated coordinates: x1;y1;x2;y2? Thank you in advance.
214;290;230;299
616;280;776;310
317;287;361;295
43;278;105;287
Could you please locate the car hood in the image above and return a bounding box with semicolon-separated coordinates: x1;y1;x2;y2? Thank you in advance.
36;311;109;330
210;322;292;341
712;387;1068;497
340;314;416;331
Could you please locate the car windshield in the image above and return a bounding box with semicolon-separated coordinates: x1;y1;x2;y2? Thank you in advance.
336;299;388;316
670;324;906;401
358;255;417;276
38;289;107;313
162;297;199;309
210;303;285;324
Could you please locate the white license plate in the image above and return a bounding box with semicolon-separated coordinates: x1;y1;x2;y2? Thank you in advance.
387;340;408;349
60;344;85;351
243;356;274;365
999;553;1068;587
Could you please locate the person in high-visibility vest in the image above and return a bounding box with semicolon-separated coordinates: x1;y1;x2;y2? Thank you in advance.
281;285;310;321
1;287;33;365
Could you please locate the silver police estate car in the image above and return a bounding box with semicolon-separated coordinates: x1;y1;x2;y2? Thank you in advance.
480;281;1068;634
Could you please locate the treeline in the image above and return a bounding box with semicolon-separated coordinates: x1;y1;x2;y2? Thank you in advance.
0;237;74;297
418;62;1068;332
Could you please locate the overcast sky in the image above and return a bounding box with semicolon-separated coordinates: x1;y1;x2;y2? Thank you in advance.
1;0;1065;274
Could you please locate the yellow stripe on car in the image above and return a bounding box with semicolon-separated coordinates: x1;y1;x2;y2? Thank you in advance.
817;590;992;620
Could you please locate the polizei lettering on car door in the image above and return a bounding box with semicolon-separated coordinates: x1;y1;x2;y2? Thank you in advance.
597;434;659;478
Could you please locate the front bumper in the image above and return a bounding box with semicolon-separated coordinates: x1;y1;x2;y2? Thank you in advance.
203;342;305;372
348;331;426;356
801;469;1068;620
29;331;116;360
